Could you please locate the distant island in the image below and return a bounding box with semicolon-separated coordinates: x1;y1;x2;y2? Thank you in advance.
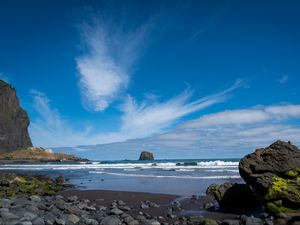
139;151;154;160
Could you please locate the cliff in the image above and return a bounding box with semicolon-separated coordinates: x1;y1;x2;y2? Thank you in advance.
0;80;32;152
0;80;86;162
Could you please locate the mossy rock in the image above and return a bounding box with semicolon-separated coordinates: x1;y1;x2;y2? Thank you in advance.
264;175;300;216
206;183;261;211
286;168;300;178
0;173;63;197
203;218;219;225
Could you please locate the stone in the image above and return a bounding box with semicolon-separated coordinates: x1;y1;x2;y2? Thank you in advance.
139;151;154;160
81;218;99;225
240;216;263;225
0;80;32;151
32;217;45;225
146;220;160;225
0;211;19;219
43;212;56;225
0;198;12;208
29;195;42;202
188;216;204;224
140;202;149;209
206;182;260;210
100;216;121;225
67;196;78;202
221;220;240;225
203;218;218;225
122;215;139;225
118;205;131;211
0;208;9;213
239;140;300;216
110;207;123;215
54;218;66;225
20;212;38;221
16;222;33;225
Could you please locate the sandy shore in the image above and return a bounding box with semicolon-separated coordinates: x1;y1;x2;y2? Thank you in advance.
58;189;240;221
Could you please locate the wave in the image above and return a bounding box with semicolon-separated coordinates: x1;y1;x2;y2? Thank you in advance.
123;168;140;171
204;169;239;173
175;169;195;172
89;171;241;179
0;160;238;171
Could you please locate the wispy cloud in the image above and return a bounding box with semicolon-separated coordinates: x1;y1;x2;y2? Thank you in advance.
120;80;242;138
76;15;152;111
73;103;300;160
29;90;89;148
278;75;288;84
182;104;300;128
29;81;241;148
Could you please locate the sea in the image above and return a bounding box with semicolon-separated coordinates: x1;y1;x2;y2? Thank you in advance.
0;159;243;197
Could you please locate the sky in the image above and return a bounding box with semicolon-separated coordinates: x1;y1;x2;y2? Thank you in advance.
1;0;300;159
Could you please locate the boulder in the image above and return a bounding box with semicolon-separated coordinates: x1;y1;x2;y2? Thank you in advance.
0;80;32;152
206;182;260;210
139;151;154;160
239;140;300;217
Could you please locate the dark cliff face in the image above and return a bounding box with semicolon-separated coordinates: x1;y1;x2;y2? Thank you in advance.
0;80;32;152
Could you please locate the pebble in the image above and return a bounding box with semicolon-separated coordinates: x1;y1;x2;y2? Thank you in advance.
67;196;78;202
55;218;66;225
67;214;80;224
0;192;274;225
29;195;41;202
110;207;123;215
100;216;121;225
1;211;19;219
32;217;45;225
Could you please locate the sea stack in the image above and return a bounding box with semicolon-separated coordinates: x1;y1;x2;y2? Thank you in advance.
0;80;32;152
139;151;154;160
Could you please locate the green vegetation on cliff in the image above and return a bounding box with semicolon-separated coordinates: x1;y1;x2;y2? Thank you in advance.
0;147;84;162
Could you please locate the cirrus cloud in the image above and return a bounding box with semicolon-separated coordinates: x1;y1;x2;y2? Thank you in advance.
76;15;152;111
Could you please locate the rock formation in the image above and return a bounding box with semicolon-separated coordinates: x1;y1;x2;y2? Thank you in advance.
206;182;260;210
0;80;32;151
239;140;300;217
139;151;154;160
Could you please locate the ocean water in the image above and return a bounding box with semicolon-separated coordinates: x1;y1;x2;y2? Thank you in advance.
0;159;243;196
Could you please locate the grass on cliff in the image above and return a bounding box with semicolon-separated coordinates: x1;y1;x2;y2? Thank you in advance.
0;147;81;161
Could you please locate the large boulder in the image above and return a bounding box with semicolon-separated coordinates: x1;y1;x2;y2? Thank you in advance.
206;182;260;211
0;80;32;152
239;140;300;217
139;151;154;160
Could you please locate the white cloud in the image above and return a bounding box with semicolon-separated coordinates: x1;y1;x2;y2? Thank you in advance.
278;75;288;84
29;81;240;148
120;80;242;138
29;90;89;147
76;16;151;111
66;103;300;160
182;104;300;129
182;109;270;128
265;105;300;119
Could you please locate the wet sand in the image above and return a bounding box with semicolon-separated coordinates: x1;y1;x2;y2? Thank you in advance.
59;189;240;221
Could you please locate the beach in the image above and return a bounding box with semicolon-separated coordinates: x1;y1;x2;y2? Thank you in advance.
0;159;242;196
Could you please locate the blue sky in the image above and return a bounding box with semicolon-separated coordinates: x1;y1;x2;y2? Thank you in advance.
1;0;300;159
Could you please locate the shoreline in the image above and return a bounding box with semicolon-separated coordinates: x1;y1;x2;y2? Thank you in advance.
0;171;282;224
